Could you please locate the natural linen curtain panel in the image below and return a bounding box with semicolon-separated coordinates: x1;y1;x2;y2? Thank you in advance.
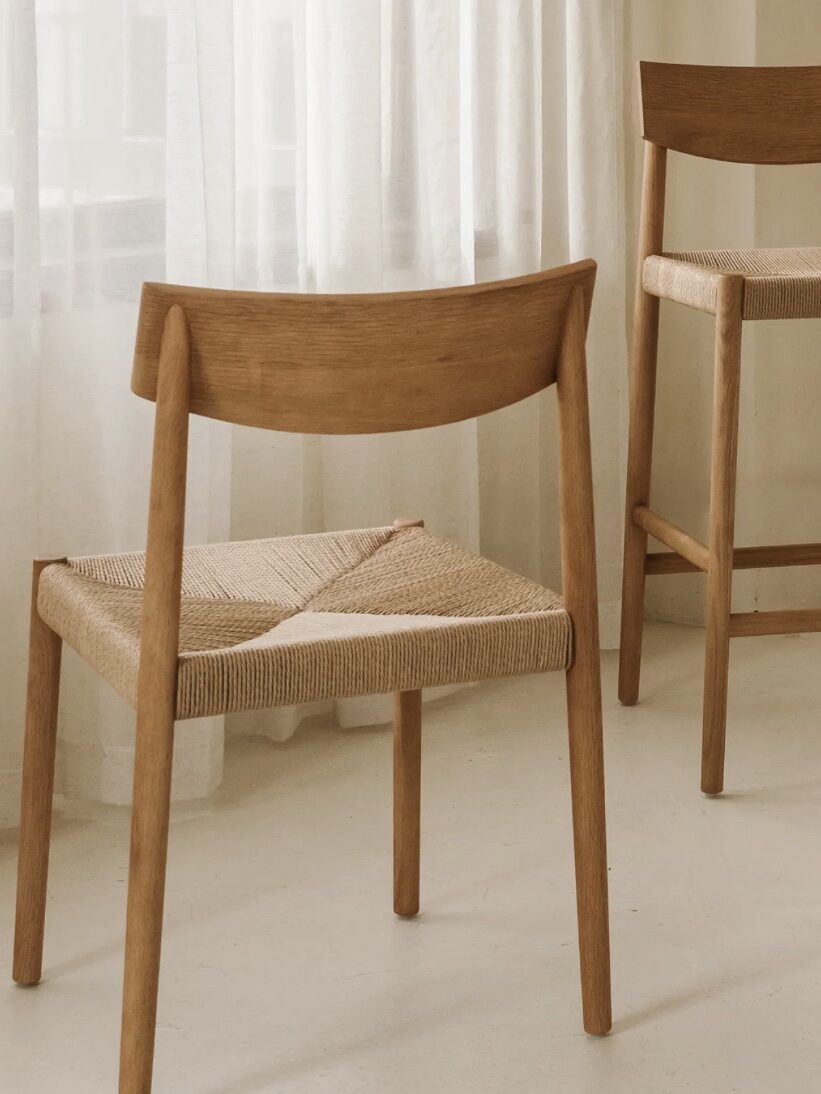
0;0;625;818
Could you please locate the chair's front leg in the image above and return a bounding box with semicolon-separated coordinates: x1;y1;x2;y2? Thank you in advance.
394;689;421;917
14;558;65;986
701;275;744;796
119;697;176;1094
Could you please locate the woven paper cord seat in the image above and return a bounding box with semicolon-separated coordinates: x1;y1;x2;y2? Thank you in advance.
642;246;821;319
37;524;572;719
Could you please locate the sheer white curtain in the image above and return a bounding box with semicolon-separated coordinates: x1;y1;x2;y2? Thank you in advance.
0;0;626;820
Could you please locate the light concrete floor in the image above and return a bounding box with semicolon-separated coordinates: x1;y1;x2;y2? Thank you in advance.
3;622;821;1093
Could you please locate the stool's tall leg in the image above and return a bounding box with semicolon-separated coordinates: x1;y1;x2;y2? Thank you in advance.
701;276;744;795
619;142;667;705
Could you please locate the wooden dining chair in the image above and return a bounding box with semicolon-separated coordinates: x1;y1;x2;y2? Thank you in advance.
14;259;611;1093
620;62;821;794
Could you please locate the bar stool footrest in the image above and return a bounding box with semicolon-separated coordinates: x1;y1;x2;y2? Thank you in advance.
729;609;821;637
645;541;821;576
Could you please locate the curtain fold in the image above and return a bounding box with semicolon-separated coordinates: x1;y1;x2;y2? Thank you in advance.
0;0;627;819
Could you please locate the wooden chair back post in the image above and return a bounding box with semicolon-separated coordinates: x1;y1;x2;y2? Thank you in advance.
635;140;667;279
120;304;191;1090
556;285;611;1033
639;61;821;165
630;135;667;491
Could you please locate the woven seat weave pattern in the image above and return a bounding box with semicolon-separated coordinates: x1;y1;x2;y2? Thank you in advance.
38;526;572;719
642;246;821;319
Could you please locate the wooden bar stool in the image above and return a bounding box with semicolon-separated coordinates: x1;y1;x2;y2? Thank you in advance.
14;261;611;1093
619;62;821;795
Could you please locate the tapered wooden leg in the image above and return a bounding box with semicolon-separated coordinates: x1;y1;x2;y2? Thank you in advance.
565;655;611;1035
393;689;421;917
119;303;190;1093
119;702;176;1094
619;142;666;706
13;558;65;986
558;287;611;1035
701;277;744;796
618;287;661;705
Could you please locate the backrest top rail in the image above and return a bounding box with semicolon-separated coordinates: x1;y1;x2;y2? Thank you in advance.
639;61;821;165
132;260;596;435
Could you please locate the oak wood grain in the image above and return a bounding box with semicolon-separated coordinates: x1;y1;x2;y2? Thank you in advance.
640;61;821;165
132;263;596;434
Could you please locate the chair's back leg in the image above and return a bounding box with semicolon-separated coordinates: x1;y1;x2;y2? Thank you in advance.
619;141;667;705
557;287;611;1036
394;688;422;917
701;276;744;796
119;688;178;1093
119;305;190;1094
13;557;65;986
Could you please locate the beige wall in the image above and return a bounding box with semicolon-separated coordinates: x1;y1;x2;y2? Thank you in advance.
624;1;821;625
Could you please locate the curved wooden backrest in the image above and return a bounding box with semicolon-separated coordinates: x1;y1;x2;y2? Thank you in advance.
640;61;821;165
131;261;595;434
